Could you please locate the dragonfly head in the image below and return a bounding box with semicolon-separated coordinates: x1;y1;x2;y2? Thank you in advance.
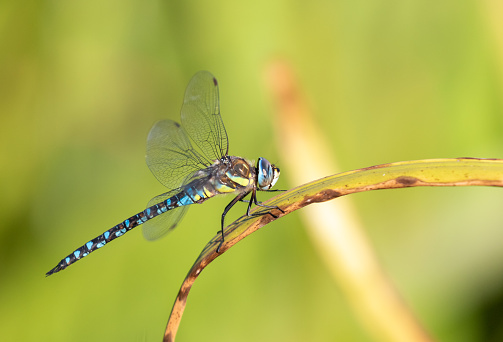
256;157;280;190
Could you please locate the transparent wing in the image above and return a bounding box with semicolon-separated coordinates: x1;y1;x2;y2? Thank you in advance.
146;119;209;191
142;190;190;241
181;71;229;162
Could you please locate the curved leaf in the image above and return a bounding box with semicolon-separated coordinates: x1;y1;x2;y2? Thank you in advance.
164;158;503;342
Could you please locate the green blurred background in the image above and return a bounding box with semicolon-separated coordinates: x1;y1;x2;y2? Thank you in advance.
1;1;503;341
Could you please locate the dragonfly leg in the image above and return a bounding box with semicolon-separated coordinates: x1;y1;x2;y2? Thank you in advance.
218;191;250;252
261;190;286;214
246;189;284;218
239;191;284;212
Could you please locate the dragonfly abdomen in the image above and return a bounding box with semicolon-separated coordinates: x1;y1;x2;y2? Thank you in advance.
46;186;214;276
46;211;149;276
166;186;215;209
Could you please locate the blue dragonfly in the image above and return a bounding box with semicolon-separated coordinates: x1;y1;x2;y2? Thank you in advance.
46;71;282;276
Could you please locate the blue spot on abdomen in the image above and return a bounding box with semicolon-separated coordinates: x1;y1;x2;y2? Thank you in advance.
178;195;193;206
115;228;127;237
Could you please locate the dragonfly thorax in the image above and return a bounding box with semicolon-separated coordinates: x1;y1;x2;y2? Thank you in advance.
211;156;255;194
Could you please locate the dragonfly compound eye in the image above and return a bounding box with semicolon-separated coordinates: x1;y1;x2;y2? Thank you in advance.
257;157;277;190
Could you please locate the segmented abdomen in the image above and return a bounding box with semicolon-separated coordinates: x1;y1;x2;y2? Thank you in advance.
46;185;214;276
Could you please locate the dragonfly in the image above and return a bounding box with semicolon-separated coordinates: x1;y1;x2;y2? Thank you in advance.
46;71;282;276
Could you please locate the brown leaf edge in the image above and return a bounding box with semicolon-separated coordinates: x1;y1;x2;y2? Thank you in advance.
163;157;503;342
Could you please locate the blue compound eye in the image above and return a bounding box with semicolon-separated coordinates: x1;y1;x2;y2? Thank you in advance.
257;158;280;190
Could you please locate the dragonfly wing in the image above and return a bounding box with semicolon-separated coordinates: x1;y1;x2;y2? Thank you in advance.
146;119;209;191
145;72;228;240
142;189;190;241
181;71;229;161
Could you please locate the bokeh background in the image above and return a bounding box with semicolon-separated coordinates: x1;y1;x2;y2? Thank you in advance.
1;1;503;341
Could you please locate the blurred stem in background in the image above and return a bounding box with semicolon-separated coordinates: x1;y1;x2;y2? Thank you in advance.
265;61;434;342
